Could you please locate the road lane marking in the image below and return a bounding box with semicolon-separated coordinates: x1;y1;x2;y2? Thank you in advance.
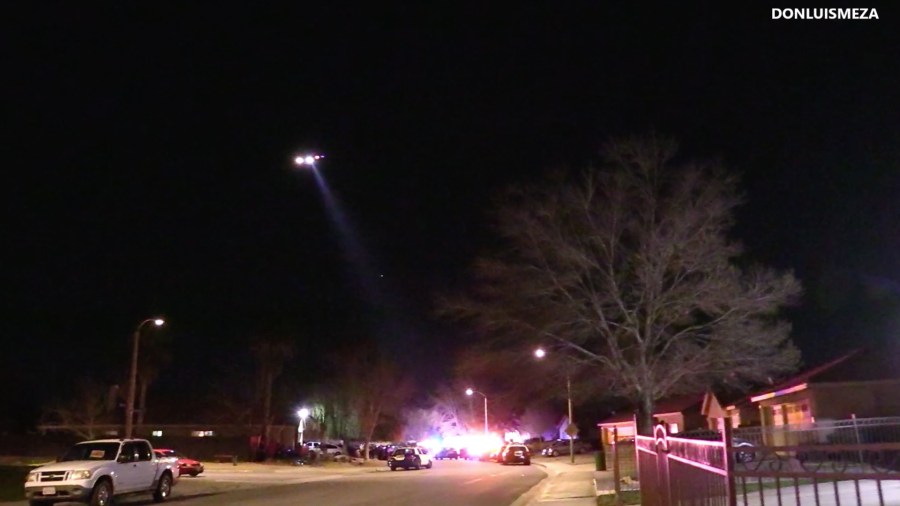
462;477;483;485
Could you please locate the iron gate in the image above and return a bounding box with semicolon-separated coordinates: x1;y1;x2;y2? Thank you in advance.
636;423;900;506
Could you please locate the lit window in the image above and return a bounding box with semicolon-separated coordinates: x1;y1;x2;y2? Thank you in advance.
191;430;215;437
669;423;679;434
152;430;163;437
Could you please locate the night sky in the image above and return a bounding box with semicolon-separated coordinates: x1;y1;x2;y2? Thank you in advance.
3;4;899;430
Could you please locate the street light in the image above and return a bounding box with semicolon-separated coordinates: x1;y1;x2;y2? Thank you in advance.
297;408;310;446
535;347;576;464
124;318;165;438
465;388;488;436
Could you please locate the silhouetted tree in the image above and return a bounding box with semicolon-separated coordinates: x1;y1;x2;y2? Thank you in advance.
252;338;295;447
41;378;115;439
519;404;559;441
446;135;801;434
312;380;360;441
341;349;413;460
136;331;173;430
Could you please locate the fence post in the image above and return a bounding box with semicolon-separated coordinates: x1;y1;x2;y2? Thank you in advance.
613;426;622;505
852;413;864;465
721;418;737;506
632;413;640;482
658;424;673;506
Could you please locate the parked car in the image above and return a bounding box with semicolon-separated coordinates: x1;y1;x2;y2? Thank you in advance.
375;444;402;460
304;442;343;456
541;439;590;457
25;438;178;506
476;448;500;462
373;444;390;460
388;447;433;471
524;437;545;456
153;449;204;477
677;429;756;463
435;448;459;460
498;443;531;465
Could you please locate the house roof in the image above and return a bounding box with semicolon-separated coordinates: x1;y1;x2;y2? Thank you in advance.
597;394;703;425
747;347;900;402
809;347;900;382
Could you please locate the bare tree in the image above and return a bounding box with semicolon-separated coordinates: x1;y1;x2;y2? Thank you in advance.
401;384;493;442
312;381;360;441
135;332;172;430
446;136;801;434
41;378;115;439
519;404;559;441
432;390;471;438
401;408;435;442
342;350;413;460
252;338;295;448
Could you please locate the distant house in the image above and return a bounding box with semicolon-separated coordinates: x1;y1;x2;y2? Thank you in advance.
552;416;581;441
595;389;761;443
597;347;900;447
597;394;706;442
742;348;900;431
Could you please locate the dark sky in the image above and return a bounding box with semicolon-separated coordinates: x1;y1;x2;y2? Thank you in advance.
3;3;899;429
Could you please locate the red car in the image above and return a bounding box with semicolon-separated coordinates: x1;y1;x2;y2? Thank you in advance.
154;448;204;477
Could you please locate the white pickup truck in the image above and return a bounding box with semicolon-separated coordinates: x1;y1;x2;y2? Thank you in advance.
24;438;178;506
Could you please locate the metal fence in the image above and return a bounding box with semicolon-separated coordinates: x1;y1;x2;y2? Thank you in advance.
606;439;639;492
731;441;900;506
631;419;900;506
636;428;735;506
734;417;900;448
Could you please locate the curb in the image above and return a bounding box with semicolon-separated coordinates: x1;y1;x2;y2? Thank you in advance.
509;464;550;506
534;461;609;498
529;460;561;477
593;478;611;496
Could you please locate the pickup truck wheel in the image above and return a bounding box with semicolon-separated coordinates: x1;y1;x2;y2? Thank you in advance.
153;473;172;502
89;479;112;506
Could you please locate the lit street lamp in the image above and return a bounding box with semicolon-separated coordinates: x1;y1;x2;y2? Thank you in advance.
535;347;576;464
465;388;488;436
297;408;310;446
124;318;165;438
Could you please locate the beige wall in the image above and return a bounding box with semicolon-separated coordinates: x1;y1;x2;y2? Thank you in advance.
811;381;900;420
599;423;635;444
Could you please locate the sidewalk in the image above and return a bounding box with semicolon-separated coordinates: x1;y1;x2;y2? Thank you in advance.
521;454;614;506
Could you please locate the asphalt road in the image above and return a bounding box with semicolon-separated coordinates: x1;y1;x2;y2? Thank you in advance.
13;459;546;506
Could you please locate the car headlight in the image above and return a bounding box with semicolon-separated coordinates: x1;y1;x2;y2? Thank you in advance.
25;471;39;483
69;470;93;480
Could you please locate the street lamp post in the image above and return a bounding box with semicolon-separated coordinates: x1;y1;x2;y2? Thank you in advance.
297;408;310;446
124;318;165;439
535;347;576;464
465;388;488;436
